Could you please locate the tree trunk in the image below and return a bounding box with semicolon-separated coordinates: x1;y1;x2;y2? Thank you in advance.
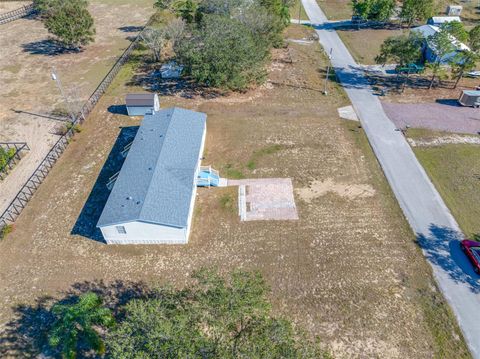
402;71;410;93
454;70;463;89
429;73;436;90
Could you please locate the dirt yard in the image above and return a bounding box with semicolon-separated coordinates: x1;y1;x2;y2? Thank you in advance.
0;25;469;358
0;1;30;14
0;0;154;215
383;101;480;134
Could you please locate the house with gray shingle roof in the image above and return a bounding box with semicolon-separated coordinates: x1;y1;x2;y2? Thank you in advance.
97;107;207;244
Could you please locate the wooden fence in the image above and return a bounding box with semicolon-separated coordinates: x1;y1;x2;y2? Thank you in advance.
0;22;149;230
0;4;35;25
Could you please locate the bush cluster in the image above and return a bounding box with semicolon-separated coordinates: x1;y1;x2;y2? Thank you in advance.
159;0;293;90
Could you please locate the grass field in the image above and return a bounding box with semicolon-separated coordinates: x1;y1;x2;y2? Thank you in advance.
0;25;469;359
337;27;404;65
408;130;480;238
317;0;352;20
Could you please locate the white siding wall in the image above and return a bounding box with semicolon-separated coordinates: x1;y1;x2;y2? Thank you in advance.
100;221;187;244
100;119;206;245
127;106;154;116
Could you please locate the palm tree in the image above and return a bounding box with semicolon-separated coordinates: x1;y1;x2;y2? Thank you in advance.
48;292;114;359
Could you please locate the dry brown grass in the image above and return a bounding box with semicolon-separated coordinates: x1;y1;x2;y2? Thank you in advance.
0;25;469;358
317;0;352;20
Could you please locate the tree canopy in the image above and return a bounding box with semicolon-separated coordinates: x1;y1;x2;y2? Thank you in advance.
351;0;395;22
375;32;423;66
169;0;290;90
48;292;114;359
45;270;330;358
107;269;329;358
469;25;480;52
34;0;95;49
399;0;434;27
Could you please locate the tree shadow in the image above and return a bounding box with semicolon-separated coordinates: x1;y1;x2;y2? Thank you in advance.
127;62;225;99
118;25;144;33
312;21;402;32
71;126;139;242
21;39;79;56
416;224;480;294
0;280;151;358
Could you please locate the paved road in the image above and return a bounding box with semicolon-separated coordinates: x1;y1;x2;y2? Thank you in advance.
301;0;480;357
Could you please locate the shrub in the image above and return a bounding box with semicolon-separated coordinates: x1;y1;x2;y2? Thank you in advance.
0;224;14;240
34;0;95;49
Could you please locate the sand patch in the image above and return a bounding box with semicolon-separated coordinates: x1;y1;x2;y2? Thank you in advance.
296;178;375;202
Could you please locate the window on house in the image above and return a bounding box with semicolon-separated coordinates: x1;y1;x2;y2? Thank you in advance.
116;225;127;234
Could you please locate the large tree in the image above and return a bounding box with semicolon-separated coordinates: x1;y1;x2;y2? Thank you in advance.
399;0;434;28
425;27;456;89
375;32;423;90
175;14;270;90
451;50;479;88
469;25;480;52
352;0;396;22
107;269;330;358
48;292;114;359
34;0;95;49
442;20;469;43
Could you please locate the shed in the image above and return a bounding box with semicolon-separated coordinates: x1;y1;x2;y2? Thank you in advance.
446;5;462;16
160;61;184;79
125;93;160;116
412;25;470;65
427;16;461;26
458;90;480;107
97;107;207;244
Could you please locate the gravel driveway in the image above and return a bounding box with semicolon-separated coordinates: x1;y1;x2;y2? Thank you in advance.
382;101;480;134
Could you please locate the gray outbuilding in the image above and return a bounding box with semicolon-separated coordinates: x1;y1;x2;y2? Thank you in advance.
125;93;160;116
97;107;207;244
458;90;480;107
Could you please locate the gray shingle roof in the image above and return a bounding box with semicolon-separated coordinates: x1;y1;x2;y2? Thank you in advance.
126;93;157;107
97;107;207;228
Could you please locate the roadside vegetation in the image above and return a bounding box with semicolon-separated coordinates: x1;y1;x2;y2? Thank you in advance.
33;0;95;49
45;269;330;358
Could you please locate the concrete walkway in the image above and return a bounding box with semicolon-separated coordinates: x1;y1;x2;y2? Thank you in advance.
301;0;480;357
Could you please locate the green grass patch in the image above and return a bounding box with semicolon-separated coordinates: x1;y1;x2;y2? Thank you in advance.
417;286;471;359
219;193;236;212
223;164;245;179
413;144;480;237
0;224;13;241
247;144;285;171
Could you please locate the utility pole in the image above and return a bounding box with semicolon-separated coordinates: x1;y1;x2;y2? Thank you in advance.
51;67;76;123
324;48;333;95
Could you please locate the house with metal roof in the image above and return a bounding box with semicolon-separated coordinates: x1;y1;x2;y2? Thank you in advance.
412;24;470;65
427;16;461;26
97;107;207;244
125;93;160;116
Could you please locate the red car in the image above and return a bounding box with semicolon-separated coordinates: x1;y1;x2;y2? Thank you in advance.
460;240;480;274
